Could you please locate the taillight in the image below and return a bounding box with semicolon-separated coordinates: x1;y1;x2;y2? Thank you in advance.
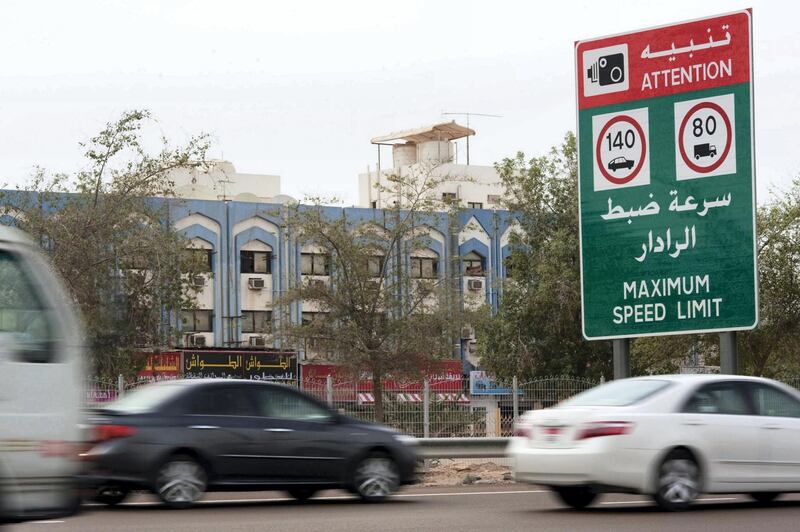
513;421;532;438
576;421;634;440
94;424;137;442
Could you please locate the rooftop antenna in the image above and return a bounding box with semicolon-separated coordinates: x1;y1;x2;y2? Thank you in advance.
441;111;501;165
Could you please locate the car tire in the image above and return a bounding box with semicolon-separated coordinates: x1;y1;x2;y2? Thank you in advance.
92;485;130;506
287;488;317;502
154;454;207;509
552;486;597;509
653;449;700;511
749;492;780;504
351;452;400;503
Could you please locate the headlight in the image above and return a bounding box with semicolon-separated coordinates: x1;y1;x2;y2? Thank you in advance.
393;434;417;445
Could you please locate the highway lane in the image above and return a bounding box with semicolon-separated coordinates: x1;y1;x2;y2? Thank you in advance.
12;485;800;532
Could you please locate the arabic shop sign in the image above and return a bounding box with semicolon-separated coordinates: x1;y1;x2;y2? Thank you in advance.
575;10;757;339
184;351;298;381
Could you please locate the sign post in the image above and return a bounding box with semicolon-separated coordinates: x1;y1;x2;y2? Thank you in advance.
575;11;757;373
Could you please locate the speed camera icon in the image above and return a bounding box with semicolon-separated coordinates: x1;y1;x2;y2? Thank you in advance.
587;53;625;86
582;43;629;97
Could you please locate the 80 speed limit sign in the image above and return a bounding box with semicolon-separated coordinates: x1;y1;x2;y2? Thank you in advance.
674;93;737;180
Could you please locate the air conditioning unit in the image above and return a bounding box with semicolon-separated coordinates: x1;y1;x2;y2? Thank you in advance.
187;334;206;347
467;279;484;291
307;279;326;289
192;275;205;288
248;277;265;290
461;326;475;339
249;336;267;347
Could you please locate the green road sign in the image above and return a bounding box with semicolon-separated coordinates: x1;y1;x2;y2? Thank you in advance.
575;10;757;340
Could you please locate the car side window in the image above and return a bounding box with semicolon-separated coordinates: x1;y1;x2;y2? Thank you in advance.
186;386;257;416
683;382;751;415
249;387;332;422
748;383;800;418
0;250;54;363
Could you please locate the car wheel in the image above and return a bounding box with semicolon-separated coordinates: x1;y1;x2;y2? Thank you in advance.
749;492;780;504
653;449;700;511
695;154;700;160
155;454;207;509
352;453;400;502
287;488;317;502
92;485;130;506
552;486;597;509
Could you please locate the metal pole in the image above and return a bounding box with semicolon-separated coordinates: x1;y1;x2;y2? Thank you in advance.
512;376;519;426
326;374;333;407
117;374;124;397
613;338;630;379
720;331;738;374
423;379;430;439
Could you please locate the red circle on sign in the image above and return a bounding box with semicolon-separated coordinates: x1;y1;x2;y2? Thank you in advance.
678;101;732;174
595;114;647;185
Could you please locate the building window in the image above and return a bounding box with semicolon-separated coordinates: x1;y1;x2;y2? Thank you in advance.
184;249;213;272
442;192;457;204
503;257;516;279
463;252;485;276
371;201;377;209
487;194;501;204
467;202;483;210
301;253;329;276
368;255;384;278
301;311;326;326
410;256;438;279
241;310;272;334
241;250;271;274
181;309;213;332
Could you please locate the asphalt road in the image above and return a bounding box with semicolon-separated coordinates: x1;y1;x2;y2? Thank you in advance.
11;485;800;532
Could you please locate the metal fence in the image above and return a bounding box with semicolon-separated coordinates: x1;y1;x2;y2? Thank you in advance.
85;374;800;437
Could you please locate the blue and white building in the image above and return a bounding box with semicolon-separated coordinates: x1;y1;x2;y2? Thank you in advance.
168;122;520;369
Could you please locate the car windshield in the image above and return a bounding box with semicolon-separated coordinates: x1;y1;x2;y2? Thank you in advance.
560;379;671;407
102;382;188;414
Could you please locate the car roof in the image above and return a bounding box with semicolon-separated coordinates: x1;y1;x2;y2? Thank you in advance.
624;374;778;384
154;378;290;387
0;226;35;247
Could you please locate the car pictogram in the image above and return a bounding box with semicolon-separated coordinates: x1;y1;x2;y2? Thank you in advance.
607;157;635;171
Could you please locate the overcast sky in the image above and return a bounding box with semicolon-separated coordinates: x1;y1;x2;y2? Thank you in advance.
1;0;797;205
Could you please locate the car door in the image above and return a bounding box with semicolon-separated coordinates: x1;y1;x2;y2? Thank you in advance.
180;384;265;481
680;381;763;486
246;385;349;483
743;382;800;485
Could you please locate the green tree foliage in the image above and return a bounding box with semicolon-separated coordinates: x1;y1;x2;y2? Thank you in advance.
477;133;612;380
2;110;210;379
277;166;470;421
739;179;800;377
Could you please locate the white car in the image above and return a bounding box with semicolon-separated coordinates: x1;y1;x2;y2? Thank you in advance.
509;374;800;511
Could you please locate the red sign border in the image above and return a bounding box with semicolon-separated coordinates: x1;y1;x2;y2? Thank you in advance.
677;100;733;174
595;114;647;185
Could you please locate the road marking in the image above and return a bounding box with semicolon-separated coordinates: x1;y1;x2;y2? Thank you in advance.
600;497;738;506
84;489;548;508
29;520;65;524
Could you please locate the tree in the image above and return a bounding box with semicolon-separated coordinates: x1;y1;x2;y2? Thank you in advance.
277;166;470;421
738;178;800;377
477;133;612;380
2;110;210;380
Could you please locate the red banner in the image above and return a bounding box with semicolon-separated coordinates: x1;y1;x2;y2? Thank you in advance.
301;360;463;392
137;352;182;381
576;10;751;110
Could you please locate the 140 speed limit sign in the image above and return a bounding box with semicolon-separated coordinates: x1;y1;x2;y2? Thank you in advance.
592;107;650;191
674;93;737;180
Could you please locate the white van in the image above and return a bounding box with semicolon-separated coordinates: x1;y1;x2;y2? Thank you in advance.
0;226;85;522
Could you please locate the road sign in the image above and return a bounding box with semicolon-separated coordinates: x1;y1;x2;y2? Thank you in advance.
576;10;757;340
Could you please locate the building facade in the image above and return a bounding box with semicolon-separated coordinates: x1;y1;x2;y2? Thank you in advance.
169;197;518;370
